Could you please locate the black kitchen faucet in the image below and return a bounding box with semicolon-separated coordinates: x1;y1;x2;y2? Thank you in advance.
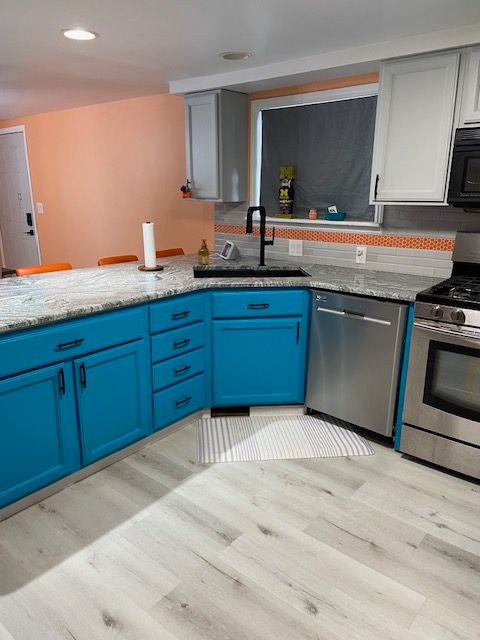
245;206;275;267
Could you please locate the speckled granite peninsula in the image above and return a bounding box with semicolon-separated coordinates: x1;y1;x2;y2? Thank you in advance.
0;255;442;334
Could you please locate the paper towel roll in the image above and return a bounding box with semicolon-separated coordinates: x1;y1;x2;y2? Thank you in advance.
142;222;157;268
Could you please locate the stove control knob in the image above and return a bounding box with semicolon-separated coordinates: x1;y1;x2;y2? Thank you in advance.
451;308;466;325
431;305;444;319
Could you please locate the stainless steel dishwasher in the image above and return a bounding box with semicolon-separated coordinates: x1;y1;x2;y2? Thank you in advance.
306;290;408;436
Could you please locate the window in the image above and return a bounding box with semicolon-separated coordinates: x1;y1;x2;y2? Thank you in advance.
250;84;382;227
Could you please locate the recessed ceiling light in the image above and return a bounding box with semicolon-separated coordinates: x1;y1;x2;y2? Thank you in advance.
62;28;98;41
220;51;253;61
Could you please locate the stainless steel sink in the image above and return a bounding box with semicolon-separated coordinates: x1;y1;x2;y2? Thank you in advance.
193;265;310;278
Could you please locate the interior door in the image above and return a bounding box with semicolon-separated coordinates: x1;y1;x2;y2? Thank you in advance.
0;131;39;268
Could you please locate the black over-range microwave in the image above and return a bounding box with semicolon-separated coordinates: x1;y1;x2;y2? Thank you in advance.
448;128;480;207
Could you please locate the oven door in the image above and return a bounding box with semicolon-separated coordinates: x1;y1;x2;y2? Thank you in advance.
448;146;480;206
404;320;480;446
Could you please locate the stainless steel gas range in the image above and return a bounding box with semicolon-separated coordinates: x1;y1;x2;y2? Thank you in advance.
401;231;480;479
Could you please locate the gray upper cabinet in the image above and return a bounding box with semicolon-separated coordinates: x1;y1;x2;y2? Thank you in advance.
370;52;460;204
184;89;247;202
460;47;480;126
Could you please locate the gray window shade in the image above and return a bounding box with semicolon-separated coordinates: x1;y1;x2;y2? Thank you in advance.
260;95;377;220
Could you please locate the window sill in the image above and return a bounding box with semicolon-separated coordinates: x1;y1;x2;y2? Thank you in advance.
247;215;382;232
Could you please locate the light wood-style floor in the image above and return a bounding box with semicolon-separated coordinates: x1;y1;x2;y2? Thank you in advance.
0;423;479;640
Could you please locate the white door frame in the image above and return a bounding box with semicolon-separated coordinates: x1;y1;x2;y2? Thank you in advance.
0;125;41;266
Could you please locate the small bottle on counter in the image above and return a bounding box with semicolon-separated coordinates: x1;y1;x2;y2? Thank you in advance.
198;239;210;265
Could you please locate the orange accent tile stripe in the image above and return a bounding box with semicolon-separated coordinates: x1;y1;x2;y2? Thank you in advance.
214;224;454;252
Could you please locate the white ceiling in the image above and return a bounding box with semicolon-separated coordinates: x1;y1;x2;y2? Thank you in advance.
2;0;480;119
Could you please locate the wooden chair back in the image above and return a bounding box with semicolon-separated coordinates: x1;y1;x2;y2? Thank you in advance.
97;254;138;266
16;262;72;276
156;248;185;258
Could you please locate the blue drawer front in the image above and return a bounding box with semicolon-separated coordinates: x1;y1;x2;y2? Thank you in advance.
153;374;206;430
0;306;148;380
152;347;205;391
151;321;205;363
150;293;205;334
212;290;307;319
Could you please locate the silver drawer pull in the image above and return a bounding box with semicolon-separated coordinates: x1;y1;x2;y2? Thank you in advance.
316;306;391;326
359;315;391;326
316;306;345;316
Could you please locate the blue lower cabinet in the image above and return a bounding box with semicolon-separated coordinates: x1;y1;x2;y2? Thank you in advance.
153;374;206;431
75;339;152;465
0;363;80;508
212;317;307;406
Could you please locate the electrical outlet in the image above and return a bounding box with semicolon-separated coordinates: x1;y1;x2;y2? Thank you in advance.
36;202;44;214
289;239;303;256
355;245;367;264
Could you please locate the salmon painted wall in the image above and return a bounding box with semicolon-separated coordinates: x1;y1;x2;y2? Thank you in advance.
248;72;379;101
0;94;214;267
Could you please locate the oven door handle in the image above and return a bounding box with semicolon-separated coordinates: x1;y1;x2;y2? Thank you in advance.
414;321;480;343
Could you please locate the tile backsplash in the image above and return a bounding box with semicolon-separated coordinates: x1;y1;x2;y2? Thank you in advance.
214;203;480;277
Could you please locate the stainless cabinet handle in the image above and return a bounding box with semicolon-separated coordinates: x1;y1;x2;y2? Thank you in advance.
357;315;391;326
316;306;391;326
316;306;345;316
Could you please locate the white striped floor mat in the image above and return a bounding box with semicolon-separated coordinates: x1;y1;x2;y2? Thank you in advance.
196;414;374;463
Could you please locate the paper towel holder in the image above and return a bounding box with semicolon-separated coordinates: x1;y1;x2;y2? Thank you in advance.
138;264;164;272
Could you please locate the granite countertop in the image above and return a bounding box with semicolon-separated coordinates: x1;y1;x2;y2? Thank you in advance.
0;255;442;335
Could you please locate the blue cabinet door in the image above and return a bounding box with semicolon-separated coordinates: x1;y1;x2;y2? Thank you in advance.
0;363;80;508
212;317;307;406
75;339;152;465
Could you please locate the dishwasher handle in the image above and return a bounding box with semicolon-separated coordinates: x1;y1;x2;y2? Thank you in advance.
316;306;391;326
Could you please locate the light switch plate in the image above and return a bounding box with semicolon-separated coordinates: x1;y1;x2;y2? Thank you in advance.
289;239;303;256
356;245;367;264
36;202;44;214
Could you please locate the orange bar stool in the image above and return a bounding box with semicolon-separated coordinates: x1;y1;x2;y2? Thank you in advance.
97;254;138;266
16;262;72;276
156;248;184;258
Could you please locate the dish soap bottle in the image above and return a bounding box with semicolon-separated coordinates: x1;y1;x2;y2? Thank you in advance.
198;239;210;266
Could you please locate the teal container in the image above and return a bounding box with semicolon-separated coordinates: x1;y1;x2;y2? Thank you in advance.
325;210;346;221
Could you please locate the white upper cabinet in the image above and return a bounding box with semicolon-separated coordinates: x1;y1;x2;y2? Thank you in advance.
184;89;247;202
185;92;219;200
460;47;480;126
370;52;460;204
